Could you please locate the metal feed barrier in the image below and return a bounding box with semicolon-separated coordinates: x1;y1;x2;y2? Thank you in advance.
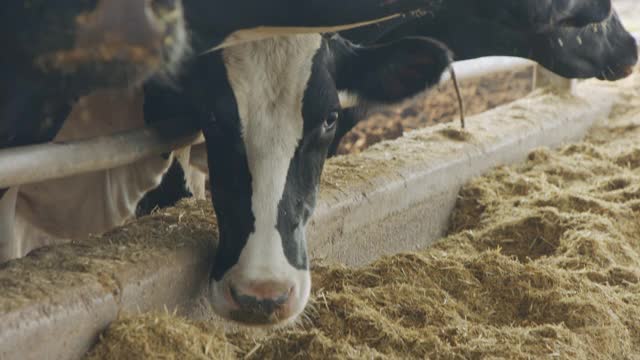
2;32;639;188
0;125;203;189
0;58;551;189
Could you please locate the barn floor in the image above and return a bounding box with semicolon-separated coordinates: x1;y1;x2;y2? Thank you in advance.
85;73;640;359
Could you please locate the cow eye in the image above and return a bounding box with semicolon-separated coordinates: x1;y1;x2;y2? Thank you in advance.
323;111;339;131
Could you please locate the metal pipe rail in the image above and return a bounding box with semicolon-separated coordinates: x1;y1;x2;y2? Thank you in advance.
444;57;534;81
0;58;535;189
0;29;637;189
0;126;203;189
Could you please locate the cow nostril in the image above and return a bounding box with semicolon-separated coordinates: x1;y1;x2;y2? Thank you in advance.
229;285;252;308
228;283;292;315
272;291;289;306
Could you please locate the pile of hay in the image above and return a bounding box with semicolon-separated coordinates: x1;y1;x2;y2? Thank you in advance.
87;77;640;359
85;312;236;360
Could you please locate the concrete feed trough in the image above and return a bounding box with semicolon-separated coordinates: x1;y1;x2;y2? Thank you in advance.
0;62;630;359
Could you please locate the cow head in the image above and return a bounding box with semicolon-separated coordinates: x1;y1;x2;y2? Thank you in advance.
144;34;451;326
342;0;637;81
206;35;451;326
529;11;638;80
448;0;638;80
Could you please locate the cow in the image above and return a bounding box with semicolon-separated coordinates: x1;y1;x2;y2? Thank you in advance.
327;0;639;156
0;0;617;153
340;0;638;80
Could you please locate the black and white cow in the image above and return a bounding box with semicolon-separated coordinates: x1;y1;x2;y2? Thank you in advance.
141;33;453;326
340;0;638;80
327;0;639;156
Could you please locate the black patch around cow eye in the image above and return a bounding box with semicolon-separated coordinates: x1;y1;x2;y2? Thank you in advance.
323;111;339;131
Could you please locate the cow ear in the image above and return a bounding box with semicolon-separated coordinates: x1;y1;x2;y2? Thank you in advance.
333;36;452;104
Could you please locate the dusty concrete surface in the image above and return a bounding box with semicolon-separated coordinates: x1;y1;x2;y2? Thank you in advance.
0;203;216;360
309;80;616;266
0;76;627;359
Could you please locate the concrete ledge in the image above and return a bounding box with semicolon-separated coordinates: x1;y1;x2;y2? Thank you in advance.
0;210;216;360
308;81;617;265
0;79;622;359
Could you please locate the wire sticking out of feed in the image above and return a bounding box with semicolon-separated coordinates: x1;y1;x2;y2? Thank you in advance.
449;65;465;129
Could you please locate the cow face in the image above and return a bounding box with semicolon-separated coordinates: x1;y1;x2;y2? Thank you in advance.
160;35;450;327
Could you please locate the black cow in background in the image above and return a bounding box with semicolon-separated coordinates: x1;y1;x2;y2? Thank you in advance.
329;0;638;156
341;0;637;80
0;0;620;155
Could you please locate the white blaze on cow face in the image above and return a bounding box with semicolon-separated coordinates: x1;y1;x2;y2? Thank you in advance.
209;35;322;325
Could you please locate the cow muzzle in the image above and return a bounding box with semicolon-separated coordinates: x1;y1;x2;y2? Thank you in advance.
228;280;295;324
209;267;311;327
